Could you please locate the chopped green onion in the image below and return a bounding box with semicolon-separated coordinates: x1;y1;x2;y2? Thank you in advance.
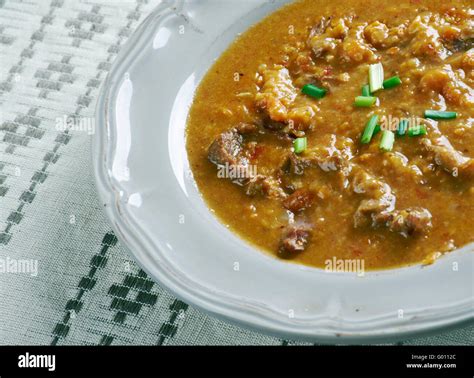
354;96;377;107
408;125;428;137
397;119;409;136
424;110;457;120
379;130;395;152
383;76;402;89
293;137;307;153
302;84;326;99
361;115;379;144
361;85;371;97
369;63;384;93
373;124;381;136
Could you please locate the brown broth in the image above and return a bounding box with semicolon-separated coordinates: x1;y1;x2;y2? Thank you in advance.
186;0;474;269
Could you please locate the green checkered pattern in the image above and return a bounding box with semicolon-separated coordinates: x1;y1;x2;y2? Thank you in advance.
0;0;472;346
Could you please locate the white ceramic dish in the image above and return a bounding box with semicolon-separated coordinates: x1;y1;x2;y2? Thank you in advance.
93;0;474;343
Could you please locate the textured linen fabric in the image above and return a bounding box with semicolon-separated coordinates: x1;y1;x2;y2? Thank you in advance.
0;0;472;346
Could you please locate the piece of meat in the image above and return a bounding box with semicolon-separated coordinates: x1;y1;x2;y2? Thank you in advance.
340;23;379;63
308;16;351;58
408;12;450;60
446;38;474;53
208;128;242;166
279;222;312;255
350;166;432;235
255;65;319;130
282;189;315;213
208;128;287;199
364;21;389;48
308;134;355;173
420;124;474;179
283;134;355;176
245;175;287;199
235;122;259;134
386;208;433;236
308;17;331;40
282;152;309;175
255;65;298;123
419;65;474;106
351;168;396;228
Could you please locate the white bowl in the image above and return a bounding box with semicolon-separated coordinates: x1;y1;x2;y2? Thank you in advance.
93;0;474;343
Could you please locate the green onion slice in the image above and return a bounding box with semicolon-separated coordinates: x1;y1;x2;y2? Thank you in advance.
361;85;371;97
293;137;307;153
397;119;409;136
424;110;457;120
302;84;327;99
373;124;381;136
369;63;384;93
361;115;379;144
408;125;428;137
354;96;377;107
380;130;395;152
383;76;402;89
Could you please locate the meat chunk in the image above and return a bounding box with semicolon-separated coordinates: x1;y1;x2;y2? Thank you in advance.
208;129;242;166
364;21;389;48
245;175;287;199
350;166;432;235
235;122;259;134
387;208;433;236
307;134;355;173
282;189;315;213
308;16;351;58
408;13;450;60
284;134;355;176
308;17;384;63
255;65;319;130
255;65;298;123
419;65;474;106
279;222;312;255
208;128;287;199
340;23;379;63
351;168;396;228
446;38;474;54
421;133;474;179
408;8;474;60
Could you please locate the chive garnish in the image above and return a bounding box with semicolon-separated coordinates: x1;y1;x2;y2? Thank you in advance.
408;125;428;137
383;76;402;89
361;115;379;144
397;119;408;136
424;110;457;120
354;96;377;107
379;130;395;152
293;137;307;153
302;84;327;99
361;85;371;97
369;63;384;93
373;124;382;136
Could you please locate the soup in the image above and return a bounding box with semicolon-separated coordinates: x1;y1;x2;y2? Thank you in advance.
186;0;473;269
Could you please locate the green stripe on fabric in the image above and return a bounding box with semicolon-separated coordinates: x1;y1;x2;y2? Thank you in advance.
107;270;158;326
156;299;189;345
51;232;117;345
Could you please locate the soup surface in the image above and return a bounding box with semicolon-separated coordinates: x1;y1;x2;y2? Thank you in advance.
186;0;473;269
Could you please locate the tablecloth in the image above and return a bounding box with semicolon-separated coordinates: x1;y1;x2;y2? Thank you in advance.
0;0;472;346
